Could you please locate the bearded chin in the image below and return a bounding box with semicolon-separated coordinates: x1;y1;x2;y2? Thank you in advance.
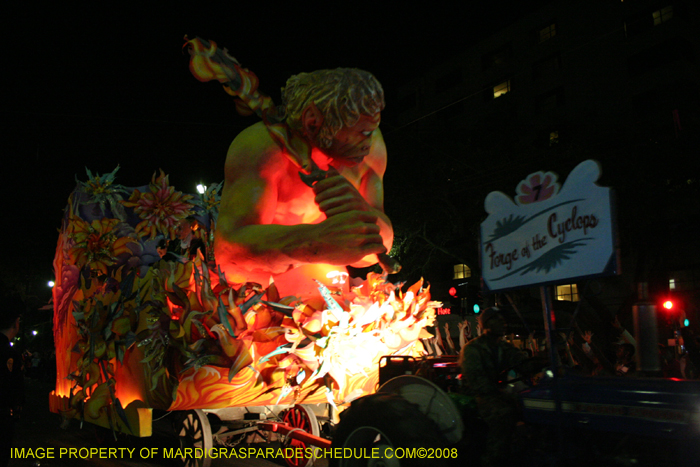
314;128;335;149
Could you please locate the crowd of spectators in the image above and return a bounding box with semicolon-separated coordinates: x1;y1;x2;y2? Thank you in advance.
421;309;700;381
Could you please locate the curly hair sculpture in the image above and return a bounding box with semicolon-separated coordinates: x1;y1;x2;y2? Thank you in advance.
282;68;385;149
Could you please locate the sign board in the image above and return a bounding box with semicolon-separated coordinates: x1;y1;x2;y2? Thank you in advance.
480;160;619;293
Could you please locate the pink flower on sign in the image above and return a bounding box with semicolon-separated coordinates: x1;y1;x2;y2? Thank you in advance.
516;171;559;205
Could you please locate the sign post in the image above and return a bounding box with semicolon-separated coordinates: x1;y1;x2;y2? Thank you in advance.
479;160;620;372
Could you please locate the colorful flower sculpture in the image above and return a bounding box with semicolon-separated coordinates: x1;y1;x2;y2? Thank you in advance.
52;168;435;432
67;217;136;275
121;170;195;239
75;166;129;221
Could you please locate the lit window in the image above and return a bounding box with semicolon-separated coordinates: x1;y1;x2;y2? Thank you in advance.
549;131;559;146
668;269;699;291
493;80;510;98
453;264;471;280
653;6;673;26
556;284;579;301
539;24;556;43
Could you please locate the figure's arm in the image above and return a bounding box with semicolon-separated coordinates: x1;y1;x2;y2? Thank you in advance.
313;129;393;267
357;129;393;254
214;124;387;277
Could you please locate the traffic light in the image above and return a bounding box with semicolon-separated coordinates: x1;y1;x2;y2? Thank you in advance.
448;282;482;315
660;296;689;327
469;285;483;314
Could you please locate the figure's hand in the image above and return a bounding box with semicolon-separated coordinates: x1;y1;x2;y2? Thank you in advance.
313;168;373;217
309;211;387;264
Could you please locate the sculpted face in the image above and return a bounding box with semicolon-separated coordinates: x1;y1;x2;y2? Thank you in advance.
324;113;381;167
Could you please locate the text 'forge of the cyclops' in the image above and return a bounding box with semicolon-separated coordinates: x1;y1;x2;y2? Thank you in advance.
480;159;619;293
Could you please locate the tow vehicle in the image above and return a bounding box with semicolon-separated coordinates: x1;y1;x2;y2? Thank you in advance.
331;313;700;467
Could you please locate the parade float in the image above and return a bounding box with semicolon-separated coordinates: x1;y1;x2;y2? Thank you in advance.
49;38;438;467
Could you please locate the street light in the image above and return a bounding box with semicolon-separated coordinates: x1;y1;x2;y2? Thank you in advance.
197;184;207;194
48;280;55;288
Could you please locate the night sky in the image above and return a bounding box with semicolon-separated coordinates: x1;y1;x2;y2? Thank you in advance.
2;2;548;294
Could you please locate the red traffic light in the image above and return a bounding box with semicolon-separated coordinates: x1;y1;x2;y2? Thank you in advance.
662;300;674;311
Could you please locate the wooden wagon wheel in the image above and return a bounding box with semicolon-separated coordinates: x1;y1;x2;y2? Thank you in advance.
177;409;213;467
280;405;321;467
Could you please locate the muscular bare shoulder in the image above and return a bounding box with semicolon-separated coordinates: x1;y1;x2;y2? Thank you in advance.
340;127;387;183
365;128;387;176
224;122;286;180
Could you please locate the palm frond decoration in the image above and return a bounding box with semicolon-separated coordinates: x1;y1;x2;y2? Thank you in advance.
489;214;527;241
191;181;224;221
487;199;585;242
491;238;593;281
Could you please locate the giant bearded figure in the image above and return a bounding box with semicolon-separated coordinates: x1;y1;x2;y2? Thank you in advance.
214;68;392;297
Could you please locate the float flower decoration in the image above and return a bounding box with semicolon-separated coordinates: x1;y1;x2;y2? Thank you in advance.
75;166;130;221
67;217;137;276
120;170;195;240
55;169;437;418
